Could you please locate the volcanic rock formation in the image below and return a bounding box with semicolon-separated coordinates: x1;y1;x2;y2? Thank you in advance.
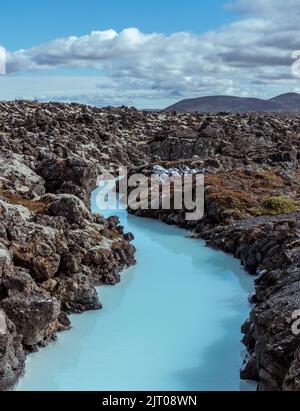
1;100;300;390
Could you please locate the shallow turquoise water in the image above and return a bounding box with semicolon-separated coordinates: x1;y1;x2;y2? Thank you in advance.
17;189;255;391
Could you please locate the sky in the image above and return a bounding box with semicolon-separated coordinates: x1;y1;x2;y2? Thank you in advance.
0;0;300;108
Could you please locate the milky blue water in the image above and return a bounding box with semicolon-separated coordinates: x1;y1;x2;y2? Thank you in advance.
16;189;255;391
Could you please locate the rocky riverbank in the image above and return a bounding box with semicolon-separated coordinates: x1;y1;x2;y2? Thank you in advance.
1;101;300;390
127;164;300;391
0;102;139;390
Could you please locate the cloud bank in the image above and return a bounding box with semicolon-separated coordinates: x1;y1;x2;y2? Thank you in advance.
3;0;300;107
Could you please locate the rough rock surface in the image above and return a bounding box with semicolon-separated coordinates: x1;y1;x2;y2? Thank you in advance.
1;101;300;391
128;167;300;391
0;102;138;390
0;195;136;389
200;217;300;391
0;309;24;390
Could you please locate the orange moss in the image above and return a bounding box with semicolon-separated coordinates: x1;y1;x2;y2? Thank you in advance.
209;189;254;210
0;190;52;214
205;170;299;217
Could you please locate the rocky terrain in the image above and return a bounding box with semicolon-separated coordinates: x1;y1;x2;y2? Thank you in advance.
127;164;300;391
0;100;300;390
0;101;140;390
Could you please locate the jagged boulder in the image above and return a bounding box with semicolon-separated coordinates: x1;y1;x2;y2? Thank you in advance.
36;157;96;205
0;309;25;390
48;194;91;225
1;291;61;346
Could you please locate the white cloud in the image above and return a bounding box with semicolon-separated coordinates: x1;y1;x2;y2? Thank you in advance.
6;28;159;73
0;45;6;75
2;0;300;107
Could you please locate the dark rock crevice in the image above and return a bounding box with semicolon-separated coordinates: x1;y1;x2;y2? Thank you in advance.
1;101;300;390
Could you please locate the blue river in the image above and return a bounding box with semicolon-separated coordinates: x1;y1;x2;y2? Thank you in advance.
17;189;255;391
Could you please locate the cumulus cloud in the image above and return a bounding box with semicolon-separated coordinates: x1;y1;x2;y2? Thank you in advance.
7;28;156;73
0;45;6;75
3;0;300;106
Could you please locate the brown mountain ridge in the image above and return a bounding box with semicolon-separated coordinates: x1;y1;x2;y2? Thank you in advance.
164;92;300;113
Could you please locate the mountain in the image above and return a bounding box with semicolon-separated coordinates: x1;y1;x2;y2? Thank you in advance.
268;93;300;110
164;93;300;113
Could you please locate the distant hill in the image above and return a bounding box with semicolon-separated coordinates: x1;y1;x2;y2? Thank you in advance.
268;93;300;111
164;93;300;113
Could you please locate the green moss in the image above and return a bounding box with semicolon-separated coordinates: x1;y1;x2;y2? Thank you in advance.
250;195;298;216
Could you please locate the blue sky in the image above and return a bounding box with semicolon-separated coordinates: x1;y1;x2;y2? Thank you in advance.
0;0;299;108
1;0;235;50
